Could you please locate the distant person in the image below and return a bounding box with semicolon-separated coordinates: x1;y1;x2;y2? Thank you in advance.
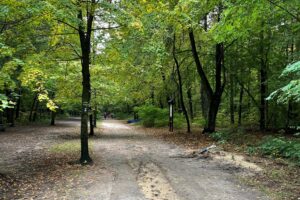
104;112;107;119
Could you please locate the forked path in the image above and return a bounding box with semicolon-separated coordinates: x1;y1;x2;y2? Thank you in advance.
91;120;268;200
0;119;269;200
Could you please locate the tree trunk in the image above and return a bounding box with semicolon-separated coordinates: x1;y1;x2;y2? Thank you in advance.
173;34;191;133
93;109;97;128
259;29;267;131
151;86;155;105
187;86;194;120
201;83;210;125
6;108;14;127
80;56;92;163
229;71;235;125
189;28;225;133
0;111;5;131
29;94;37;122
238;86;244;126
77;5;93;164
5;90;14;127
206;40;225;133
89;114;94;136
32;100;39;122
200;14;210;125
206;95;221;132
51;111;56;126
15;89;21;119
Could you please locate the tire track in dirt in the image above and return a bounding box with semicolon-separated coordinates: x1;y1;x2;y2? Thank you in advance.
129;160;180;200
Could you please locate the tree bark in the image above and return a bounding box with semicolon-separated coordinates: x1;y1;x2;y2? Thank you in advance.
238;86;244;126
77;2;94;164
93;109;97;128
32;100;39;122
259;29;267;131
29;94;37;122
89;113;94;136
189;26;225;133
229;71;235;125
6;108;14;127
200;84;210;125
15;88;21;119
0;111;5;131
187;86;193;120
173;34;191;133
50;111;56;126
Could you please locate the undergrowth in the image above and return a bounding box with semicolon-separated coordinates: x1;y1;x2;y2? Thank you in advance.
209;129;300;165
134;105;185;129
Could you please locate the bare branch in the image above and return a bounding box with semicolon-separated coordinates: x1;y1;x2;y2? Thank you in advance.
55;19;80;31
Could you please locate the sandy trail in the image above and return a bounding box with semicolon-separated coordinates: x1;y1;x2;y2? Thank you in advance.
0;119;269;200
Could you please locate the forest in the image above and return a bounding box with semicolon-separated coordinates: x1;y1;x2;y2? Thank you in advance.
0;0;300;200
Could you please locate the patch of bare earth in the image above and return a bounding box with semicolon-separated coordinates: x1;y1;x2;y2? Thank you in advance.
139;126;300;200
129;160;180;200
0;120;108;200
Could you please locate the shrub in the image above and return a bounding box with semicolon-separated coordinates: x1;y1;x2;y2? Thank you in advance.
134;105;167;127
210;131;228;143
173;113;186;129
134;105;185;128
258;137;300;164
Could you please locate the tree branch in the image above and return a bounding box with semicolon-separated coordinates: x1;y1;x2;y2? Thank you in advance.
266;0;300;21
55;19;80;31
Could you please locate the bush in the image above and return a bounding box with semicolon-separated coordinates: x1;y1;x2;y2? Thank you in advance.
134;105;167;127
210;131;228;143
134;105;185;128
173;113;186;129
245;137;300;165
258;137;300;163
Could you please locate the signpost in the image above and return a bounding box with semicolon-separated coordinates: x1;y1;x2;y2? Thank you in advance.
168;99;174;132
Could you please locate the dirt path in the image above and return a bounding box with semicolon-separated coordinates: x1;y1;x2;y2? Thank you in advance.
0;119;269;200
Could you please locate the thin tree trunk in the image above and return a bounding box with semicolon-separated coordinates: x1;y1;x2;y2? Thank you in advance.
238;86;244;126
32;100;39;122
229;71;235;125
285;101;291;130
187;86;194;120
51;111;56;126
7;108;14;127
0;111;5;131
151;86;155;105
15;89;21;119
93;109;97;128
29;94;37;122
5;89;14;127
173;34;191;133
259;29;267;131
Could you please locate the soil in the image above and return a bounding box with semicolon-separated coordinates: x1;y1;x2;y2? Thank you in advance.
0;119;270;200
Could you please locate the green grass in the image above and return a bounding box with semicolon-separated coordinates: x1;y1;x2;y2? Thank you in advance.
49;141;93;154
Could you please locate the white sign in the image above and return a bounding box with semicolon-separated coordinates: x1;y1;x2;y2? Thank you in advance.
169;104;173;117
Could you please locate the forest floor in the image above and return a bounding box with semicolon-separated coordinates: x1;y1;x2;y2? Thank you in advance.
0;118;285;200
